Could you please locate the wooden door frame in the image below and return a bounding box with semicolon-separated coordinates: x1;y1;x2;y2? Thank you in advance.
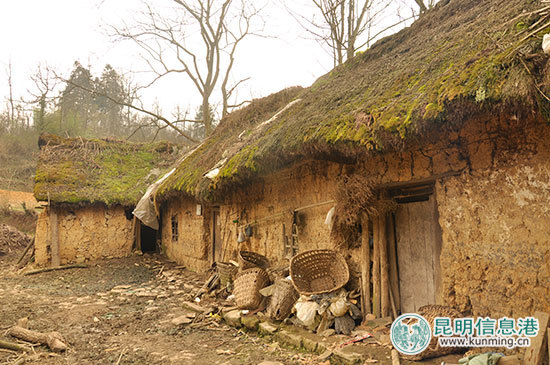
389;181;443;312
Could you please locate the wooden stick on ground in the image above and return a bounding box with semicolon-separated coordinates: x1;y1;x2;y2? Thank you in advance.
0;339;30;353
391;348;400;365
7;326;67;352
23;264;87;276
16;238;34;267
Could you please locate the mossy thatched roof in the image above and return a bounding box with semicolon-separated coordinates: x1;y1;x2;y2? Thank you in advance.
35;133;181;206
158;0;550;201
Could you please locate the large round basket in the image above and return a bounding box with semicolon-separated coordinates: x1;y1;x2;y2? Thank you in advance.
233;267;271;309
266;278;299;321
238;251;269;271
405;305;465;360
290;249;349;295
217;262;238;286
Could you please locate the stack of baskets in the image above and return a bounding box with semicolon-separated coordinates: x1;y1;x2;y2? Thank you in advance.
290;249;349;295
233;250;271;309
233;267;270;309
238;251;269;271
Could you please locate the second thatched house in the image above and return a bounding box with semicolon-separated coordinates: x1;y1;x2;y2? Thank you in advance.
33;133;180;266
137;0;550;320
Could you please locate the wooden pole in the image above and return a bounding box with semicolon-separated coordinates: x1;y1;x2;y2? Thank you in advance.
49;208;60;268
372;215;381;318
379;214;390;318
360;213;371;319
0;339;30;352
387;213;401;312
23;264;87;276
16;237;34;266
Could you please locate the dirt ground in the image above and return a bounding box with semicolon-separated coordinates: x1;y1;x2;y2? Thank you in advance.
0;251;318;365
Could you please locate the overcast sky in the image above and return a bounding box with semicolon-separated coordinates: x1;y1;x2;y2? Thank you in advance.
0;0;417;120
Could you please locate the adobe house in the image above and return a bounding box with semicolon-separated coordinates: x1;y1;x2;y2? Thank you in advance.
143;0;549;319
33;133;179;266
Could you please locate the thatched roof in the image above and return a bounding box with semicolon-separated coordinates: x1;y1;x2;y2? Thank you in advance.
158;0;550;201
35;133;181;207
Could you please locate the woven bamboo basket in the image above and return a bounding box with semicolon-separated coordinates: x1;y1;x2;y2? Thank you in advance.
233;267;271;309
217;262;238;286
238;251;270;271
290;249;349;295
266;278;299;321
405;305;465;360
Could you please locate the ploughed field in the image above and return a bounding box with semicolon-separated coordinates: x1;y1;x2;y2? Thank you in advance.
0;252;309;364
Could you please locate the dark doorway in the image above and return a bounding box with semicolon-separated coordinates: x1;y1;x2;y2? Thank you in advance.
140;223;157;253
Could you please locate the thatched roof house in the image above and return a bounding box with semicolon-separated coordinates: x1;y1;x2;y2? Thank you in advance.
34;133;180;266
149;0;550;320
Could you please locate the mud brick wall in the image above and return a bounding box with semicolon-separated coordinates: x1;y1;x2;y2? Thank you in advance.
217;161;344;267
35;205;134;265
437;137;550;317
161;197;210;272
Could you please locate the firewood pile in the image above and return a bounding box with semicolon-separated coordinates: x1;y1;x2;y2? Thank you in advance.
0;224;31;256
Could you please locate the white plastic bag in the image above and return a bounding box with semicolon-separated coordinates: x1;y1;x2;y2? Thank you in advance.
295;301;319;328
329;297;350;317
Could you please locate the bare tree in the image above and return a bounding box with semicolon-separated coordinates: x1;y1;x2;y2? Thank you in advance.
112;0;261;136
5;60;16;130
288;0;420;67
27;65;58;132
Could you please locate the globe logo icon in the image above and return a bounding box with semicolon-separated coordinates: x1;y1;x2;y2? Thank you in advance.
390;313;432;355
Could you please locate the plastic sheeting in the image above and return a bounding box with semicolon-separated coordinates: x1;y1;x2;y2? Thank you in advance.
133;168;175;230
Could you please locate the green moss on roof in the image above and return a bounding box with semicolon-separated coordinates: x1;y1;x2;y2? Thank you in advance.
158;0;550;201
34;133;181;206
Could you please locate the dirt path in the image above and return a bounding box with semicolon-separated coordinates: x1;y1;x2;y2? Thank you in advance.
0;252;313;364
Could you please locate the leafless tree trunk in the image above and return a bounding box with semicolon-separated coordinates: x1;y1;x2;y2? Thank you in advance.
112;0;260;137
289;0;415;67
6;61;16;130
27;65;58;132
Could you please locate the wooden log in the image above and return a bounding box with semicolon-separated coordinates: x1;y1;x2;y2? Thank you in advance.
49;209;60;268
7;326;67;352
0;339;30;352
391;348;400;365
497;355;521;365
524;311;549;365
372;215;381;318
16;238;34;267
23;264;87;276
388;279;398;320
379;214;390;318
360;213;371;319
387;213;400;311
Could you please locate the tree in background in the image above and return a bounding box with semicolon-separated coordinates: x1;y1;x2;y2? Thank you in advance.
112;0;262;139
287;0;435;67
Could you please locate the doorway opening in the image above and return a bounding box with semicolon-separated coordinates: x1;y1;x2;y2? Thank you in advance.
389;182;442;313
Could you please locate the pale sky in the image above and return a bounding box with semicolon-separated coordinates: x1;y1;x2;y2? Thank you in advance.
0;0;417;121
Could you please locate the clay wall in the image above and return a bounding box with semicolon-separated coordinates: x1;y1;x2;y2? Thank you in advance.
35;205;134;265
